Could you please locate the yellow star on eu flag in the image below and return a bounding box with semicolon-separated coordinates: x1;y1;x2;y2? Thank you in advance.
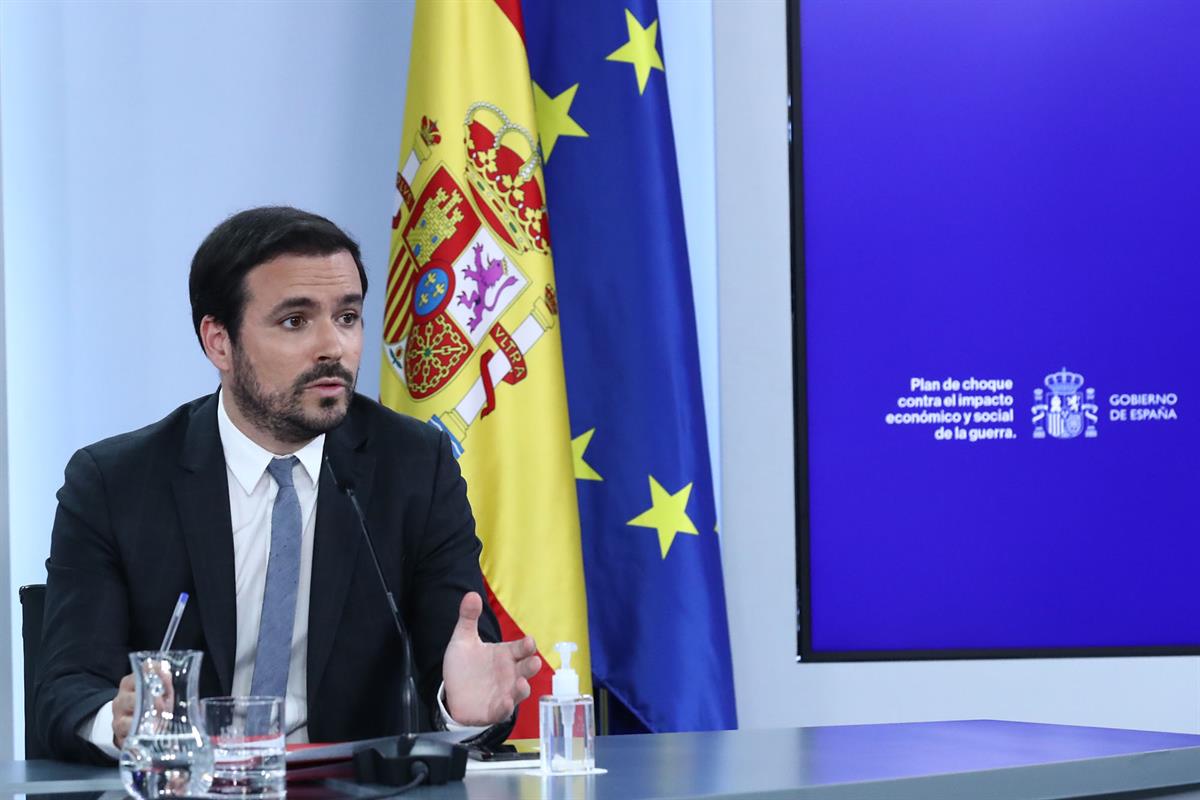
572;428;602;482
533;81;588;162
627;476;697;558
605;9;664;95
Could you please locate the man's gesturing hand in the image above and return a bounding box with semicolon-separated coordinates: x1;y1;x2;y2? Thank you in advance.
443;591;542;726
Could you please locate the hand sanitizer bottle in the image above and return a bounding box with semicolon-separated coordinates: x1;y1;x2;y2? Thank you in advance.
539;642;595;774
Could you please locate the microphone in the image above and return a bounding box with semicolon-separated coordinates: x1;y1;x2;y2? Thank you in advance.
323;455;420;736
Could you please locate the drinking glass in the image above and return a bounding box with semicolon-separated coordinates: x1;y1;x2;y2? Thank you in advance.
201;696;286;797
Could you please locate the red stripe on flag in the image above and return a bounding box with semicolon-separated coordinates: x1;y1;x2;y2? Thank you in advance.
386;251;413;304
384;280;409;340
385;248;411;301
386;278;416;345
491;0;525;41
384;306;402;345
384;257;416;344
483;579;552;740
385;254;403;296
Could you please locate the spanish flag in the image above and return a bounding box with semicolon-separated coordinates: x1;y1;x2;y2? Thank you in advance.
379;0;590;737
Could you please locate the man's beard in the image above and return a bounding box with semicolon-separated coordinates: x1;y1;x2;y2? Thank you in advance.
229;346;357;446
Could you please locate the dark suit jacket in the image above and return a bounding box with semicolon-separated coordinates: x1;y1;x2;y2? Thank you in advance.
36;392;504;763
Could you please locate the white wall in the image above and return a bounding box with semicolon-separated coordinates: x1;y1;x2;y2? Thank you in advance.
659;0;721;516
0;78;13;760
0;0;415;757
713;0;1200;735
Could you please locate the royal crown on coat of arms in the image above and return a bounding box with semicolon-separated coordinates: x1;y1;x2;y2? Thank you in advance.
463;102;550;255
1044;368;1084;396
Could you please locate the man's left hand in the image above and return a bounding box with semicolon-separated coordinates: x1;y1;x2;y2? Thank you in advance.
443;592;542;725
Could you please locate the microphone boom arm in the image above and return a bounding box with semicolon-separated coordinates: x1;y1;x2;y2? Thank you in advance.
324;456;420;736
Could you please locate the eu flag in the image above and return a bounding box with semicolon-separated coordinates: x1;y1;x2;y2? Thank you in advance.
522;0;737;732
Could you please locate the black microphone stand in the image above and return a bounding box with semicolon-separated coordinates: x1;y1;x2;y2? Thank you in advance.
314;456;466;791
323;456;419;735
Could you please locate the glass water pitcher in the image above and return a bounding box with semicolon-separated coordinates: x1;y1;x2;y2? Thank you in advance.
118;649;214;798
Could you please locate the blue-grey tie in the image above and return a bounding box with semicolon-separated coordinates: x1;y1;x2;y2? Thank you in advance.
251;456;302;700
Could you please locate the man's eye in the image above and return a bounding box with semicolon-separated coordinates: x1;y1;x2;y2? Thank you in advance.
339;311;361;325
282;316;305;329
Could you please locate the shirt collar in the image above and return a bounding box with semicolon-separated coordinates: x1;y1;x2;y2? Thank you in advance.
217;388;325;495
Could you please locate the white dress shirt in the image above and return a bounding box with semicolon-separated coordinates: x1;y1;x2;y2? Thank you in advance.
79;390;477;756
218;389;324;742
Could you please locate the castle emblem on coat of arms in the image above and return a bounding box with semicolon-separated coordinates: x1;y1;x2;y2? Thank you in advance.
1032;368;1099;439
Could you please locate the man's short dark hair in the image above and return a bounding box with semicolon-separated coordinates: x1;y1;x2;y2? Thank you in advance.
189;206;369;350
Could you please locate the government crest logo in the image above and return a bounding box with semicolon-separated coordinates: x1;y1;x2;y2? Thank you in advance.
1032;368;1098;439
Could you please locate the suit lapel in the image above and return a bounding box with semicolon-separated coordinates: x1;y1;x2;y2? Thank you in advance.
307;402;372;718
172;393;238;695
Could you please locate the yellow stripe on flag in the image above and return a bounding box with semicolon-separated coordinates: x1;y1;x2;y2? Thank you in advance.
380;0;592;725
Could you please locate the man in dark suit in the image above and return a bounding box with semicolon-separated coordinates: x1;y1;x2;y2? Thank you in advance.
36;207;540;764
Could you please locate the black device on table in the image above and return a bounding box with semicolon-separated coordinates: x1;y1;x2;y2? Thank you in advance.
467;744;539;762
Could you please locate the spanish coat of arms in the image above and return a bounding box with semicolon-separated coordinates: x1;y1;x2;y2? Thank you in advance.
384;103;559;456
1032;367;1099;439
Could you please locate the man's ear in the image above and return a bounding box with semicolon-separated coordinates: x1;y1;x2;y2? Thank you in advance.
199;315;234;372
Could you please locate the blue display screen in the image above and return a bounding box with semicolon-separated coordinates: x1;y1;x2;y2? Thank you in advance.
795;0;1200;658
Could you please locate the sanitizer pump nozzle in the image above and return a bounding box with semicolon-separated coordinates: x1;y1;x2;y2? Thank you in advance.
539;642;595;774
552;642;579;698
